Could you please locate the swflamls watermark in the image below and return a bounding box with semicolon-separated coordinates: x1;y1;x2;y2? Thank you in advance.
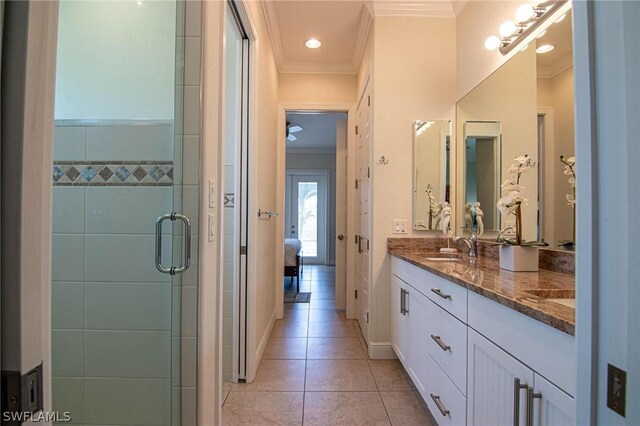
2;411;72;423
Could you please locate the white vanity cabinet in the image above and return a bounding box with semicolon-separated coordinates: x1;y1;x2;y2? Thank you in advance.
390;256;576;426
391;275;410;365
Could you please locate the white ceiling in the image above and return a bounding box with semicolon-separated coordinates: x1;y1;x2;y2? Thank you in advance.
286;112;348;151
263;0;461;75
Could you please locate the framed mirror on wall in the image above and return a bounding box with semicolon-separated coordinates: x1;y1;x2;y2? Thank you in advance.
455;8;575;249
412;120;452;232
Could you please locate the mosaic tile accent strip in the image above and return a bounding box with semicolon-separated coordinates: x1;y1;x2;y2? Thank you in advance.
224;193;235;208
53;161;174;186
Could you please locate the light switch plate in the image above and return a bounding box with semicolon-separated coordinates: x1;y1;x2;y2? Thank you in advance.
209;180;216;209
393;219;408;234
208;214;215;242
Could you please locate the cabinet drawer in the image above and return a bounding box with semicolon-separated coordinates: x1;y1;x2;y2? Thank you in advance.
426;299;468;395
392;257;468;322
425;354;467;426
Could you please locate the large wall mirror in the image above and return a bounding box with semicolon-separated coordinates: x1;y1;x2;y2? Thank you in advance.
456;8;575;248
413;120;451;231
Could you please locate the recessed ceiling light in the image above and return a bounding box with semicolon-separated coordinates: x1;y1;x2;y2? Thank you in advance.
305;38;322;49
536;44;555;54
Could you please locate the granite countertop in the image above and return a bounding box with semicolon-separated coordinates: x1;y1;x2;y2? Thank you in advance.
388;248;576;336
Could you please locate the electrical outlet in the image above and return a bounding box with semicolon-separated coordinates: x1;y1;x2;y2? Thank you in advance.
393;219;408;234
607;364;626;417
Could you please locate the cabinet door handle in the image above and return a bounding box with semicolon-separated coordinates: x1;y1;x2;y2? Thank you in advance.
403;289;409;314
431;288;452;300
400;288;405;314
430;334;451;351
430;394;450;416
513;378;528;426
526;386;542;426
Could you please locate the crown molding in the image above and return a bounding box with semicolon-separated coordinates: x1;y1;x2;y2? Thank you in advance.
368;1;455;17
451;0;469;17
537;53;573;79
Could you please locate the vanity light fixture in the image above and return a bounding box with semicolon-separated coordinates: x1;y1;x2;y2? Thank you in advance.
536;44;555;53
484;0;568;55
305;38;322;49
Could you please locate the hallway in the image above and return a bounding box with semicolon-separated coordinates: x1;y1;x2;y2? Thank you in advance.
222;265;434;425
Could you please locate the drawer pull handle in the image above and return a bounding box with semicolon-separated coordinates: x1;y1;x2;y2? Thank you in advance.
430;394;450;416
431;334;451;351
431;288;452;300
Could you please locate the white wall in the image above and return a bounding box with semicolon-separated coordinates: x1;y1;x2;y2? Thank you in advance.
55;1;176;120
243;0;281;381
279;73;357;103
286;152;337;264
368;16;456;344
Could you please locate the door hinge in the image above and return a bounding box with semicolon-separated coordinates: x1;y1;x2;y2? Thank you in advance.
365;312;369;323
367;167;370;178
368;95;371;107
240;246;247;255
355;235;359;245
367;239;370;251
355;125;359;135
355;289;358;299
355;179;359;189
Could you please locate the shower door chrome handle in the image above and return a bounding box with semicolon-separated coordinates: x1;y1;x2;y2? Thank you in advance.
156;212;192;275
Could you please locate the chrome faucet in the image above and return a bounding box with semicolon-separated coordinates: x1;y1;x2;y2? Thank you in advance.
454;231;478;258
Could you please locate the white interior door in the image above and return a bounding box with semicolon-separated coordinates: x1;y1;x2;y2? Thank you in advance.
288;173;327;265
355;83;371;343
335;119;348;309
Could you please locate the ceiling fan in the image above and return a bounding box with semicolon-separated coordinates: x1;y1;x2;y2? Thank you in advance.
286;121;303;141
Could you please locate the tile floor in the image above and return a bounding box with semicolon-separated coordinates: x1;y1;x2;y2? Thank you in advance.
222;265;436;425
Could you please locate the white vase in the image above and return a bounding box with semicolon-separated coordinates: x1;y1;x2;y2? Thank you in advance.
499;245;539;272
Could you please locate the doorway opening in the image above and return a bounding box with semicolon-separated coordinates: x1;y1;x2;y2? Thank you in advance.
283;112;346;305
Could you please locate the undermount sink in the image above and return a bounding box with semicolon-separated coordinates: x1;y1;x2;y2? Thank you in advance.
524;289;576;308
424;254;461;262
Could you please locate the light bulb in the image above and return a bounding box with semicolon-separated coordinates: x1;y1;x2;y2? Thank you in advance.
536;44;555;54
305;38;322;49
516;4;535;22
485;36;502;51
499;20;518;38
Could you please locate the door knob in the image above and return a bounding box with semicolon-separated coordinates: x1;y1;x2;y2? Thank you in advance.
337;234;345;240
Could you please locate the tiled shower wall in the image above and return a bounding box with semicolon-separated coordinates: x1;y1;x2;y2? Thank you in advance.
51;2;201;425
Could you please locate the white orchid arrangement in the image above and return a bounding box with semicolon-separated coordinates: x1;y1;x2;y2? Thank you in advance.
560;155;576;246
496;155;546;246
560;155;576;207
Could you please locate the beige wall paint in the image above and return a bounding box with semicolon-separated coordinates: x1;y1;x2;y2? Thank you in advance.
369;17;456;344
243;0;280;379
456;0;522;100
279;73;357;103
457;47;538;242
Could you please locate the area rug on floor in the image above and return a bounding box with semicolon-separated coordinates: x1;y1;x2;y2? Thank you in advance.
284;292;311;303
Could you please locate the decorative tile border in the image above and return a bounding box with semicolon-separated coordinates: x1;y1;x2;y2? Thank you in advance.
53;161;173;186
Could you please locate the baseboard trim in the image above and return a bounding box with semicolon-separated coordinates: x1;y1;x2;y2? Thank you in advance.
367;341;398;360
249;309;276;382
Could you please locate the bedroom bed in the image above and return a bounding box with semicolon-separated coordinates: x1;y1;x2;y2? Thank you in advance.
284;238;303;293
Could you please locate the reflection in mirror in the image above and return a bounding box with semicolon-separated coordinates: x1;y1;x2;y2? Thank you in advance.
413;120;451;231
455;7;574;249
464;122;501;235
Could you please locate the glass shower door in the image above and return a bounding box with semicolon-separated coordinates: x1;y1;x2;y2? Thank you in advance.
51;1;200;425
